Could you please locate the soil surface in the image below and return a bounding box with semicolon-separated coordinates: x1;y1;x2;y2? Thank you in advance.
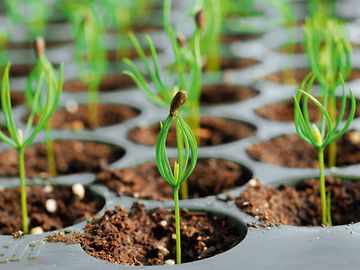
128;116;255;147
96;159;252;200
220;33;262;43
265;68;360;85
201;84;258;105
236;177;360;226
247;130;360;168
277;42;358;54
255;97;360;122
216;57;259;71
49;203;242;265
0;185;104;235
24;104;139;130
7;40;71;50
63;74;136;92
0;140;124;178
0;92;24;109
9;64;34;77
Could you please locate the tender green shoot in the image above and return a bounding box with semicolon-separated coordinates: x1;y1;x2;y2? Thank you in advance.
71;5;107;128
124;0;202;199
5;0;50;39
25;37;60;177
308;0;336;18
304;17;351;167
156;91;198;264
293;73;356;226
0;63;63;234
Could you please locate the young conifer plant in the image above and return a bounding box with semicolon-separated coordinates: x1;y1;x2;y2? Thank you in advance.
71;5;107;128
26;37;59;176
293;73;356;226
156;90;198;264
0;62;63;234
304;17;351;167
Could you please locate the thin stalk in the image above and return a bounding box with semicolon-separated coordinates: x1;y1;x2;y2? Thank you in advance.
173;187;181;264
326;192;332;226
88;82;99;129
18;147;28;234
318;149;327;225
176;122;188;199
327;95;337;167
45;120;56;176
185;100;200;144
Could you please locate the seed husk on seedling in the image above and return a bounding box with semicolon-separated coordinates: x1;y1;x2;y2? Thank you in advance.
293;72;356;226
0;62;63;234
156;90;198;264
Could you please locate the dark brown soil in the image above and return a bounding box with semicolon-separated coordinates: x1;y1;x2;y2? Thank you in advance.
220;33;262;43
217;57;259;71
0;185;104;235
247;130;360;168
128;116;255;147
52;203;242;265
277;42;358;54
265;68;360;85
236;177;360;226
63;74;136;92
96;159;252;200
255;97;360;122
7;40;71;50
201;84;258;105
106;48;154;61
0;92;24;108
9;64;34;77
0;140;124;178
23;104;139;130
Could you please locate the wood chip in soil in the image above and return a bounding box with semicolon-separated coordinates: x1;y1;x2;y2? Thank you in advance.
0;185;104;235
255;97;360;122
96;159;252;200
49;202;243;266
236;177;360;226
23;104;139;130
247;130;360;168
201;84;258;105
63;74;136;92
265;68;360;85
0;140;124;178
128;116;255;147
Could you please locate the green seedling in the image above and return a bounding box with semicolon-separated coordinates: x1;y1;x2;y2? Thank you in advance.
308;0;336;18
293;73;356;226
222;0;261;17
156;91;198;264
5;0;50;39
0;62;63;234
124;0;202;198
25;37;60;177
304;17;351;167
71;5;107;128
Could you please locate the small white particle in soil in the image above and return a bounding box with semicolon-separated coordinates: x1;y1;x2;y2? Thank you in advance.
72;183;85;199
165;259;175;265
242;201;249;206
45;199;57;213
249;179;259;187
133;192;139;198
44;185;53;193
160;220;167;227
30;226;44;235
171;233;176;240
65;100;79;113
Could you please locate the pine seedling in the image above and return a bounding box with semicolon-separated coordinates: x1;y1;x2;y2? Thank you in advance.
156;91;198;264
71;5;107;128
25;37;61;177
293;73;356;226
0;62;63;234
308;0;336;18
5;0;50;39
124;0;202;198
304;17;351;167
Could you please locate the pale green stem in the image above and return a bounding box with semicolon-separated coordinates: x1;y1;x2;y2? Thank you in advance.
173;187;181;264
18;147;29;234
45;120;56;176
327;95;337;168
176;122;188;199
318;149;327;225
88;82;99;129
